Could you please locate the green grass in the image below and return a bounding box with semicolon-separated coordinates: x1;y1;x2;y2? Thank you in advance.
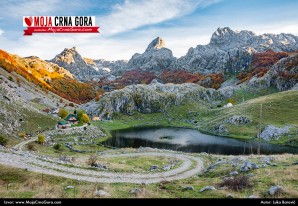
24;141;79;157
96;156;182;173
72;144;108;152
231;86;279;105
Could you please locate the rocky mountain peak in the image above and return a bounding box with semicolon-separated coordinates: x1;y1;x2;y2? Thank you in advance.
210;27;256;46
145;37;166;52
52;46;83;65
213;27;233;36
126;37;174;72
210;27;237;45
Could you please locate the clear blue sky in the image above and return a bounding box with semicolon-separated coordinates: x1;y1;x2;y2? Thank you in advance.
0;0;297;60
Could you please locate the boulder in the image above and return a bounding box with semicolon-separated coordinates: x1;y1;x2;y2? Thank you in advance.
203;160;227;173
94;190;111;197
230;171;239;176
183;186;194;191
226;193;234;198
200;186;216;192
240;160;259;172
150;165;158;171
93;163;108;170
268;185;283;196
130;188;142;195
64;185;74;190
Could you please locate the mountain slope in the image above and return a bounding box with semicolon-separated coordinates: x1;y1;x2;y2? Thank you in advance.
200;90;298;145
0;77;57;143
0;49;95;103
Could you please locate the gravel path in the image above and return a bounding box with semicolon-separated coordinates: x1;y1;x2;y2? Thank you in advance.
13;137;37;151
0;149;203;184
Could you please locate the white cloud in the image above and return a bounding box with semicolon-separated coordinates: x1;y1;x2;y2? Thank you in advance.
0;29;4;36
99;0;218;35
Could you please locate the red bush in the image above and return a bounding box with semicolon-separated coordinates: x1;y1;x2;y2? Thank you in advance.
116;69;156;85
161;69;202;84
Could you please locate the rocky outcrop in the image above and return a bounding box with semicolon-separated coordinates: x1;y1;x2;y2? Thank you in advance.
171;27;298;74
226;115;252;125
126;37;175;73
214;124;228;135
81;83;221;118
259;125;291;141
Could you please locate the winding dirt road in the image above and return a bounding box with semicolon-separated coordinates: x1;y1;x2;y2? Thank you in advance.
0;149;203;184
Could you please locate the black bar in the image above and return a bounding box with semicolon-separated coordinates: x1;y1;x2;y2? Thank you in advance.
0;198;297;206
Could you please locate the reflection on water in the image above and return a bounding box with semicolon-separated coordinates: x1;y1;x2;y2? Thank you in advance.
101;127;298;155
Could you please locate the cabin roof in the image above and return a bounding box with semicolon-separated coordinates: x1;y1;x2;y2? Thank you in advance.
65;114;78;121
58;121;67;125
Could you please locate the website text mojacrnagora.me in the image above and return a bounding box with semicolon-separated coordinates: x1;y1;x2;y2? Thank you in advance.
3;200;62;205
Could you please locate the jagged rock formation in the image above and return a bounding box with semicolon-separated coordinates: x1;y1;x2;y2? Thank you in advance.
81;82;221;118
126;37;175;73
50;47;127;81
171;27;298;74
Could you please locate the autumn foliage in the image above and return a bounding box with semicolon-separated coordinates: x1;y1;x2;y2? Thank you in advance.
116;69;156;85
160;70;224;89
0;49;94;104
161;69;202;84
199;73;225;89
237;50;289;84
51;78;95;103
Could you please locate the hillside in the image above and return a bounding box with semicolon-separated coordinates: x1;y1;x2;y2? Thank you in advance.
0;74;58;146
0;49;95;103
196;90;298;145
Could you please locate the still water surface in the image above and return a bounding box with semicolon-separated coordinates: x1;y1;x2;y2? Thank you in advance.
101;127;298;155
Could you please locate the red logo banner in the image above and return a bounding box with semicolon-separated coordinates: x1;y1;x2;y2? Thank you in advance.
24;26;100;35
